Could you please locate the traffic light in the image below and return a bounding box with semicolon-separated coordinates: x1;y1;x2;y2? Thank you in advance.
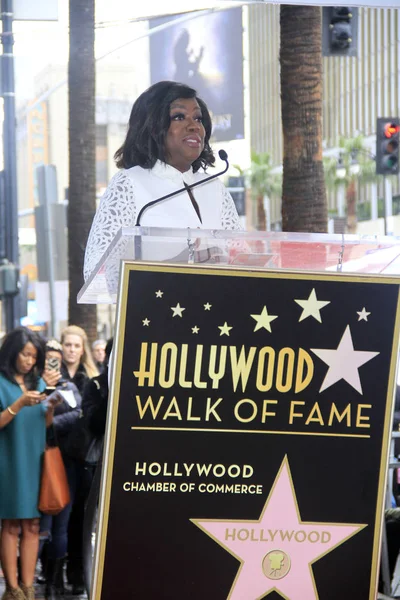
376;118;400;176
322;7;358;57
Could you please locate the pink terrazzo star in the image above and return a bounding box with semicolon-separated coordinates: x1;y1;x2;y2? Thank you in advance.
192;458;366;599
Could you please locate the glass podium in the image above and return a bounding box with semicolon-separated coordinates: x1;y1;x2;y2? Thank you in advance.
78;227;400;600
78;226;400;304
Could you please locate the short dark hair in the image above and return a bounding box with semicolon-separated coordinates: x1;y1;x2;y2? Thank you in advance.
0;326;46;390
114;81;215;173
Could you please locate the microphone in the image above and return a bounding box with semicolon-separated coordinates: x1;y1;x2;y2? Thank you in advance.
135;149;229;226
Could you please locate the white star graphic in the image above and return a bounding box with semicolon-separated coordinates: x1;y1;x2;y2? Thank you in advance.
218;322;233;336
142;318;150;326
155;290;164;298
310;325;379;394
295;288;330;323
250;306;278;332
357;307;371;322
192;326;200;334
171;303;185;318
204;302;212;311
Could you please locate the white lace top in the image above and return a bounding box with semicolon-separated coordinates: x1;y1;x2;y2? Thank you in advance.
84;160;242;281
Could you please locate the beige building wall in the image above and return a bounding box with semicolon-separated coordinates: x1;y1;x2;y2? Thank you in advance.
248;5;400;229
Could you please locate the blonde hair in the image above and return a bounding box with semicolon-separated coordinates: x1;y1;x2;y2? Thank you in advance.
61;325;99;379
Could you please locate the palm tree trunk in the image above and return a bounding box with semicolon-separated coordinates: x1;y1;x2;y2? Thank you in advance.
68;0;97;341
280;5;327;233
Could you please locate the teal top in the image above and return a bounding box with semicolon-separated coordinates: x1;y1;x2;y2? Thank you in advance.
0;373;46;519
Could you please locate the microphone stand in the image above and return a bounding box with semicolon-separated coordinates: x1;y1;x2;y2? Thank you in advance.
134;151;229;261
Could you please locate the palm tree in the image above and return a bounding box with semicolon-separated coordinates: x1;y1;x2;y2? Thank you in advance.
324;135;377;234
68;0;97;341
236;151;281;230
280;5;327;233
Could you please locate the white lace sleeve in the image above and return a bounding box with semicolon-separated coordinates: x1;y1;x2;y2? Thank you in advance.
220;183;243;231
84;171;137;281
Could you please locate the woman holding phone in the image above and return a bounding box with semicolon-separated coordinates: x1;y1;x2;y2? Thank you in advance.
0;328;60;600
39;340;82;600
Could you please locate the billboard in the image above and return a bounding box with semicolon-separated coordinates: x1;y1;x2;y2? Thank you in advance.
150;8;244;143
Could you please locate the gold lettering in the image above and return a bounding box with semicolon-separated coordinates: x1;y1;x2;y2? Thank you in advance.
289;401;305;424
205;397;223;421
135;395;164;419
356;404;371;428
305;402;324;426
276;348;295;393
234;399;258;423
295;349;314;393
194;345;207;389
208;345;227;389
187;397;201;421
163;396;182;420
230;346;256;392
159;343;178;388
178;345;192;388
256;347;275;392
261;400;278;423
133;343;158;387
328;403;351;427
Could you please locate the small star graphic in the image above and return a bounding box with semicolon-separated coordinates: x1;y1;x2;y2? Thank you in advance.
218;322;233;336
311;325;379;394
250;306;278;332
204;302;212;311
155;290;164;298
142;318;150;326
192;326;200;334
192;458;365;600
171;303;185;318
295;288;330;323
357;307;371;322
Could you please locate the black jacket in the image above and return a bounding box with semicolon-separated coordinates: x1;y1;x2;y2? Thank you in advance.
82;371;109;438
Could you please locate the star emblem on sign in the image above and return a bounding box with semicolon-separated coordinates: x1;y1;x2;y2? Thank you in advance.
310;325;379;394
218;322;233;336
294;288;330;323
250;306;278;332
357;307;370;322
192;458;365;600
171;303;185;317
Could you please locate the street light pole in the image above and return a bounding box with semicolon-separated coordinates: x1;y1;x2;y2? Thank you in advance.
1;0;20;331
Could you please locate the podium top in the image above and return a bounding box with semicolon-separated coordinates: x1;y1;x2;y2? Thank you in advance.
78;226;400;304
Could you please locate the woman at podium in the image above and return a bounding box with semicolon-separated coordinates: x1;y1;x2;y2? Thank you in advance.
83;80;242;282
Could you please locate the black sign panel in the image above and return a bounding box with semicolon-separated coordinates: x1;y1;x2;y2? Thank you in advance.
93;264;400;600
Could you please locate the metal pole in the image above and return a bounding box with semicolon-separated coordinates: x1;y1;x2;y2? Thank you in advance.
384;177;393;236
1;0;19;331
38;166;57;338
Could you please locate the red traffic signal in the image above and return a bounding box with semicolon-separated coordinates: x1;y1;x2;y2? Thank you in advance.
383;122;400;139
376;117;400;175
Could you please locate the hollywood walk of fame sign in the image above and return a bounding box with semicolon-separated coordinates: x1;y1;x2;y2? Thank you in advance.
92;262;400;600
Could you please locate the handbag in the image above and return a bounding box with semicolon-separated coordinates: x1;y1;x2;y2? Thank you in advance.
38;445;70;515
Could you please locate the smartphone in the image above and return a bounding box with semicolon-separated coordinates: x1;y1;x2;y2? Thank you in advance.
47;357;61;371
44;387;57;396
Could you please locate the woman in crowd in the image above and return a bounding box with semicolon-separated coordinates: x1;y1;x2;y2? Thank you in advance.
59;325;97;596
60;326;98;394
39;340;82;600
0;327;59;600
83;80;242;282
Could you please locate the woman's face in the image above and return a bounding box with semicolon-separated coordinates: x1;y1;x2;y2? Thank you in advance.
62;334;84;367
15;342;38;375
164;97;205;173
